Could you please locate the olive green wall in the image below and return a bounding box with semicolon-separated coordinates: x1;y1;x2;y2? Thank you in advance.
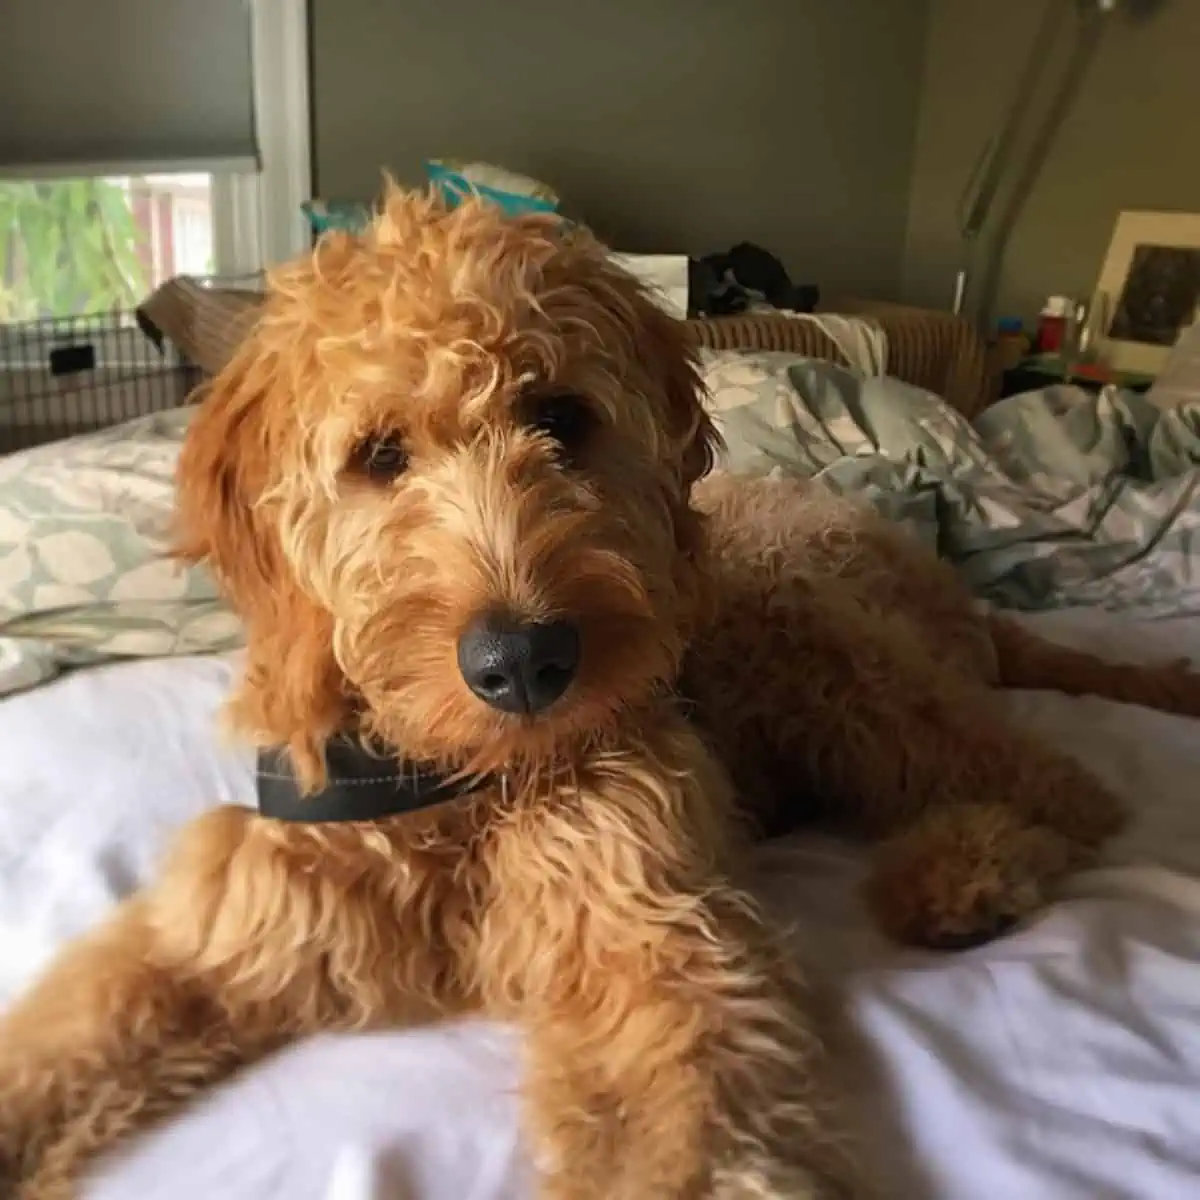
903;0;1200;323
310;0;930;299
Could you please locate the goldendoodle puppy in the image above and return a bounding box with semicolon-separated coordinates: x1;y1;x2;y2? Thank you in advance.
1;187;1197;1199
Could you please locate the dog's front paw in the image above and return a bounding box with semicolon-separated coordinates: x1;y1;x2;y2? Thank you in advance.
865;803;1079;950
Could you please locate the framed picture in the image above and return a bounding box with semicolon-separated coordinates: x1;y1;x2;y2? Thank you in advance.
1093;209;1200;376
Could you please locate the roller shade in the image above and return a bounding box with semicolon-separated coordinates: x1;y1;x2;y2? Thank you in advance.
0;0;256;174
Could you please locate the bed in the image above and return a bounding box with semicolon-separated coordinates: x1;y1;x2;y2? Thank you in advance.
4;313;1200;1197
3;606;1200;1200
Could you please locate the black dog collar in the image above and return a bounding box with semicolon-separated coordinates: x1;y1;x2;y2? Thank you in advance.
256;735;493;823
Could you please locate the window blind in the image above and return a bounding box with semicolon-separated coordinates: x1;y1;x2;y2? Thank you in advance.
0;0;256;174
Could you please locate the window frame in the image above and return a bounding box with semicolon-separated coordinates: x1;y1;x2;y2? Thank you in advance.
0;0;310;282
241;0;311;271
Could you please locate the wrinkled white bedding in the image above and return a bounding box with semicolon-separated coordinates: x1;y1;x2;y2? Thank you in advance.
2;609;1199;1199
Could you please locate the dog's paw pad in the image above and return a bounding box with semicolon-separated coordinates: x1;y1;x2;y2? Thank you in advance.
921;913;1020;952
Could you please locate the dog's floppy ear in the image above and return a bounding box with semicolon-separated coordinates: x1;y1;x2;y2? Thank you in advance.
176;334;349;785
585;250;720;492
633;298;720;491
175;340;276;605
581;260;720;627
552;233;719;492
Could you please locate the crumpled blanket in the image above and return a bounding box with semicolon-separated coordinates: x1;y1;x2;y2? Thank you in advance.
706;355;1200;615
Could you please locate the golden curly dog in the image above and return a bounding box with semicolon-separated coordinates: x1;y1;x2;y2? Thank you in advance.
3;187;1199;1199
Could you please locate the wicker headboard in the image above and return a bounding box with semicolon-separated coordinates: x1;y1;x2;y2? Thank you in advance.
139;278;996;419
689;302;995;419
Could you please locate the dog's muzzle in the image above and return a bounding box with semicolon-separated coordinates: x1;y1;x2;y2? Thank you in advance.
457;614;580;715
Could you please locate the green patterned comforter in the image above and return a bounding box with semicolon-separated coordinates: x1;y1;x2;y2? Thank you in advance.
707;354;1200;615
0;409;241;696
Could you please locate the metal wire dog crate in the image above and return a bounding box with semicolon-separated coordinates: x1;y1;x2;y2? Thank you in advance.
0;312;200;455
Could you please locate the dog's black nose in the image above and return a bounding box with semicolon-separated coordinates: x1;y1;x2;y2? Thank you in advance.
457;616;580;715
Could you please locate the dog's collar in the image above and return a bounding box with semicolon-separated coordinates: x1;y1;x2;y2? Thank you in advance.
256;735;493;823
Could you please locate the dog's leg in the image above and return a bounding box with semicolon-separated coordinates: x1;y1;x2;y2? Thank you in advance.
809;600;1128;849
0;897;261;1200
520;918;855;1200
0;806;441;1198
697;582;1124;948
989;612;1200;718
482;728;860;1200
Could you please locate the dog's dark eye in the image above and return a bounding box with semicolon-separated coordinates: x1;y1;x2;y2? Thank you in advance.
523;391;596;464
347;433;409;483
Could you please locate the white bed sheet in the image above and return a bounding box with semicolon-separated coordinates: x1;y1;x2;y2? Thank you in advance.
2;610;1200;1199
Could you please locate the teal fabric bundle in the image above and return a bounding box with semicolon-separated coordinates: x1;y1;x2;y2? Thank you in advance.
302;160;560;237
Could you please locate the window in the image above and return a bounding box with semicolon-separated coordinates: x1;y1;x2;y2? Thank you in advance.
0;172;227;321
0;0;308;323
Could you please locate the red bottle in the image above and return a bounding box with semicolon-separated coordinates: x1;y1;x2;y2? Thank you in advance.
1036;296;1072;354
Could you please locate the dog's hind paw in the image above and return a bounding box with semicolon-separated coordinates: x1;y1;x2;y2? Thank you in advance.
864;803;1080;950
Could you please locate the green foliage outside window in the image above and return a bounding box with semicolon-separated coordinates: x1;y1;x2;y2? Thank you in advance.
0;178;147;322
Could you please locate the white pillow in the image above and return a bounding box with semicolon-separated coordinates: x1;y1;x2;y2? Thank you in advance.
610;253;689;320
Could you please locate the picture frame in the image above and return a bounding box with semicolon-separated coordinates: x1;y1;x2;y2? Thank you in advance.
1093;209;1200;376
